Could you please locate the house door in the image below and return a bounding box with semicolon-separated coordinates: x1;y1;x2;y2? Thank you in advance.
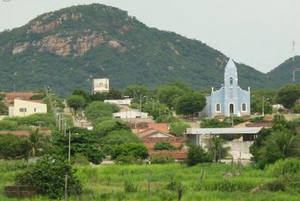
229;104;234;114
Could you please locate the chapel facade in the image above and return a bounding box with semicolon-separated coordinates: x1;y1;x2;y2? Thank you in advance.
205;58;251;117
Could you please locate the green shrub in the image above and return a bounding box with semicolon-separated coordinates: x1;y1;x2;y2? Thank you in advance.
15;154;82;199
203;179;257;192
151;155;175;164
169;122;190;136
154;142;178;150
268;158;300;177
72;153;90;165
186;144;212;166
124;177;138;193
111;143;148;163
0;134;29;159
0;120;18;130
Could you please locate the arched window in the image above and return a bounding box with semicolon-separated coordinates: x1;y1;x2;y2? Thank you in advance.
230;77;233;85
216;103;221;112
242;103;247;112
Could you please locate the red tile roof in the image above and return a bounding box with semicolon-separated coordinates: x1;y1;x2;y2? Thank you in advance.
4;92;40;105
138;128;174;139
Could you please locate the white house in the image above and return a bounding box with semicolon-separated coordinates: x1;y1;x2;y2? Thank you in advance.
9;99;47;117
104;99;132;107
113;109;148;119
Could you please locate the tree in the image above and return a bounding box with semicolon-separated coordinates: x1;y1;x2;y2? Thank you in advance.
93;119;130;137
72;89;90;103
123;86;150;98
52;127;105;164
277;84;300;109
0;134;29;159
251;97;273;114
85;101;120;121
142;101;169;119
103;129;140;148
25;129;49;157
175;92;206;116
15;154;82;199
0;101;8;115
157;85;185;108
106;88;122;99
110;143;148;163
206;137;230;162
186;144;212;166
154;142;178;150
169;122;190;136
66;95;86;114
201;118;231;128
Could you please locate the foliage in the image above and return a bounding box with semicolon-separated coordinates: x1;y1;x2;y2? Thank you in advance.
67;95;86;114
267;158;300;177
157;85;185;108
8;113;56;129
151;155;175;164
123;86;150;99
93;119;130;137
251;129;300;169
15;154;82;199
154;142;179;150
105;88;123;99
169;122;190;136
24;129;50;157
142;101;169;119
293;103;300;113
85;101;120;121
0;101;8;115
110;143;148;163
206;137;230;162
201;118;231;128
72;89;91;103
52;127;105;164
0;134;29;159
0;119;19;130
72;153;90;165
186;144;212;166
175;92;206;116
276;84;300;109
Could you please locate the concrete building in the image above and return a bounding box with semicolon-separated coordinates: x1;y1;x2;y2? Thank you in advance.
205;58;251;117
93;78;109;94
113;109;148;119
9;99;47;117
186;127;262;160
104;99;132;107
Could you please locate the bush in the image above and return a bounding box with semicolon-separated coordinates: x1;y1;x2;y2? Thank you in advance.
0;134;29;159
0;119;18;130
110;143;148;163
169;122;190;136
154;142;178;150
85;101;120;121
151;155;175;164
124;177;138;193
72;153;90;165
268;158;300;177
186;144;212;166
15;154;82;199
93;119;130;137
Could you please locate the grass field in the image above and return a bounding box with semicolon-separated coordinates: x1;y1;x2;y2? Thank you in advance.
0;161;299;201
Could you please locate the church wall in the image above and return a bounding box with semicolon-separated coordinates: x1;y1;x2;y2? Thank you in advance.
237;87;251;116
210;88;225;117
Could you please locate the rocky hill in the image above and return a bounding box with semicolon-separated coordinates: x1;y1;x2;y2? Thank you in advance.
0;4;274;96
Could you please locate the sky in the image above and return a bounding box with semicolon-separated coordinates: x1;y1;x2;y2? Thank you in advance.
0;0;299;73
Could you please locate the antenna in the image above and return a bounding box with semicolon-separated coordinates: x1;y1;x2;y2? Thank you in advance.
292;41;300;82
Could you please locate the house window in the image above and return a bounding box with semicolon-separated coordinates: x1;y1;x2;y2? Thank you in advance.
216;103;221;112
19;108;27;113
242;103;247;112
230;77;233;85
34;107;41;112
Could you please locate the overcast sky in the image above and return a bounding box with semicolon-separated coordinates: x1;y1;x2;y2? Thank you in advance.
0;0;299;73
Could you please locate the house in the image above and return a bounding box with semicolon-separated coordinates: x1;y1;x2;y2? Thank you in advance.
4;92;40;106
104;99;132;107
204;58;251;117
9;99;47;117
138;128;187;162
186;127;262;161
113;109;152;123
129;122;169;133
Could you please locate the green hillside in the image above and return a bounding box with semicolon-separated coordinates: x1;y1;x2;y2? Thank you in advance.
266;56;300;87
0;4;272;96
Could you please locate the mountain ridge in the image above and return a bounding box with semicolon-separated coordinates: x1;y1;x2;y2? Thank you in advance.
0;3;288;96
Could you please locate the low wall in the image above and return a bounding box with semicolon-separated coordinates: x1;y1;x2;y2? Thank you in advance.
225;141;253;160
4;185;36;198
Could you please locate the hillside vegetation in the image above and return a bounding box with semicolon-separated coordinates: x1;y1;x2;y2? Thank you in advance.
0;4;275;96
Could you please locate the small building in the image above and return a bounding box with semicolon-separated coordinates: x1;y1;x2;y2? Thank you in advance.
104;99;132;107
9;99;47;117
113;109;149;119
205;58;251;117
93;78;109;94
129;122;169;133
186;127;262;160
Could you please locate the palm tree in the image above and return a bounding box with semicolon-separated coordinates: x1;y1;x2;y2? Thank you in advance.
25;129;49;157
206;136;230;162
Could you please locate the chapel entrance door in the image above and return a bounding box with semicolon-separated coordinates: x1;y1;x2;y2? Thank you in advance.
229;104;234;114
